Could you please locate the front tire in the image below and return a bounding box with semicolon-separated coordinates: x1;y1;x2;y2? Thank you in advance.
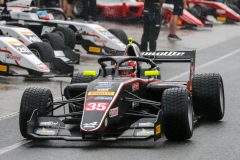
162;88;193;141
108;29;128;45
19;87;53;139
192;73;225;121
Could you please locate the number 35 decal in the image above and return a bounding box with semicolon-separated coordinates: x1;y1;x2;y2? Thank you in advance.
84;102;109;111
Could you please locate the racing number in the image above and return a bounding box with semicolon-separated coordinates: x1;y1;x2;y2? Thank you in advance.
84;102;109;111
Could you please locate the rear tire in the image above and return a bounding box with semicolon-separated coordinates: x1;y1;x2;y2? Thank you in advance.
42;33;65;50
162;88;193;141
19;87;53;139
192;73;225;121
71;72;96;84
108;29;128;45
53;27;76;49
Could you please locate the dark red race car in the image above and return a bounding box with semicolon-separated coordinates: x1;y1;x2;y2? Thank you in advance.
72;0;144;19
187;0;240;23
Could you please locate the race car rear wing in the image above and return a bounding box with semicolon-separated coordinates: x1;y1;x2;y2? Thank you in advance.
141;50;196;63
141;50;196;80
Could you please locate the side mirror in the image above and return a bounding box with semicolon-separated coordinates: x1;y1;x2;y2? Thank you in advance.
83;70;97;76
144;70;160;77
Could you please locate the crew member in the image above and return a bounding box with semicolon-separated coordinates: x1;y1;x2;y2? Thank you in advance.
166;0;187;40
82;0;97;21
140;0;164;51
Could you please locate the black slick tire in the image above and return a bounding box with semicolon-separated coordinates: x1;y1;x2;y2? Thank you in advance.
19;87;53;139
71;72;96;84
162;88;193;141
108;28;128;45
53;27;76;49
42;33;65;50
192;73;225;121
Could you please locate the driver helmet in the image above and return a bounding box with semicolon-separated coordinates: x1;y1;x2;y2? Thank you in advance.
119;61;137;77
37;11;52;20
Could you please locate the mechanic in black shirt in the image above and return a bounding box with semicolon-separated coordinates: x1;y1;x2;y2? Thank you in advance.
140;0;164;51
82;0;97;21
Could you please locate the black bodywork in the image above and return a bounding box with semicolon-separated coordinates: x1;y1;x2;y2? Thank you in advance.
26;51;196;141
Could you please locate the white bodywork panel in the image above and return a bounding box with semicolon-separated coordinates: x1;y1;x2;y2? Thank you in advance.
0;37;49;73
5;2;126;52
0;25;42;46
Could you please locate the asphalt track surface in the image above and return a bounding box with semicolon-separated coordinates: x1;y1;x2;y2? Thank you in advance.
0;21;240;160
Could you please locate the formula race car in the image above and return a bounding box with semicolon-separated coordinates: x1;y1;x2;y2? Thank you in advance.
0;36;51;77
0;0;128;56
19;44;225;141
162;3;213;28
0;25;79;76
72;0;144;19
187;0;240;24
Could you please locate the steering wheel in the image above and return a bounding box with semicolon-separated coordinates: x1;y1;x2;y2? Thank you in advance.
98;57;118;77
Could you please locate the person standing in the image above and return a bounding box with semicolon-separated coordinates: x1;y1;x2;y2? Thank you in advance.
82;0;97;21
62;0;73;18
166;0;187;40
140;0;164;51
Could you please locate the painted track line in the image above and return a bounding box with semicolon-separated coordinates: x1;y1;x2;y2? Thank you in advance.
0;48;240;156
0;112;19;121
0;140;32;155
166;48;240;81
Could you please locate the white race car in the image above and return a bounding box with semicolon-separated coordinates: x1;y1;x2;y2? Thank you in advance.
0;36;51;77
0;25;76;76
1;0;128;56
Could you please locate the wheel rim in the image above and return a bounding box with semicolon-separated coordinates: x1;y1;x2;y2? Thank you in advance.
30;48;41;59
73;1;83;16
188;99;193;132
219;81;224;114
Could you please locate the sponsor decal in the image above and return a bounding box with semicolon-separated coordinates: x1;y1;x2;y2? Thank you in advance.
109;107;118;118
8;40;22;45
89;46;101;53
21;31;34;35
35;128;56;136
39;121;59;127
138;122;154;127
94;86;112;91
155;124;161;135
12;45;31;54
97;82;114;87
6;54;21;61
135;129;154;137
0;65;7;72
132;82;139;92
87;96;113;101
84;102;109;111
94;96;113;101
96;88;111;91
83;122;98;128
142;51;185;56
88;91;115;96
217;16;226;22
